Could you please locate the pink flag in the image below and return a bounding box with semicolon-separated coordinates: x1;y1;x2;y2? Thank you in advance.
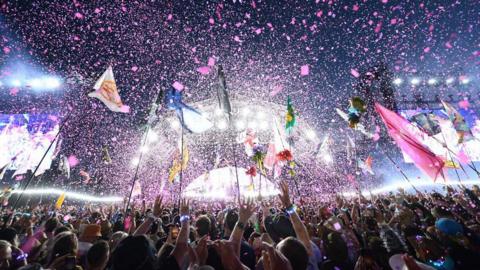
375;103;445;181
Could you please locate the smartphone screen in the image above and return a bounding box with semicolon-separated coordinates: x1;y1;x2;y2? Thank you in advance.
171;227;179;239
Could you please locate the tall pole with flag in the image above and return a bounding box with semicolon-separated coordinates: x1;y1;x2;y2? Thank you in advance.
125;90;162;212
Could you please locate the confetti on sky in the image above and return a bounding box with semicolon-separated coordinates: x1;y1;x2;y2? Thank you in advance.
0;1;479;199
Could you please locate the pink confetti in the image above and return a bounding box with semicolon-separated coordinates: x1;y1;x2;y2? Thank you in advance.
390;18;397;25
300;65;309;76
94;8;101;14
9;88;19;96
350;69;360;78
316;10;323;17
372;133;380;141
423;47;430;53
131;66;139;72
74;12;84;19
352;4;359;11
3;47;10;54
196;66;211;75
234;36;242;42
172;81;184;91
374;22;382;33
270;84;284;96
68;155;80;167
445;41;453;49
458;100;470;109
167;14;173;20
254;28;262;34
209;18;214;24
207;57;215;66
381;0;388;3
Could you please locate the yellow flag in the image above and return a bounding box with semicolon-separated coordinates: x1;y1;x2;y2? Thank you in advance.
168;144;189;183
444;160;460;169
55;193;66;209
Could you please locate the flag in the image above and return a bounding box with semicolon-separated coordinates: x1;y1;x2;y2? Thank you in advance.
285;96;296;133
102;146;112;164
0;162;9;181
358;156;374;175
444;160;460;169
265;118;287;171
165;88;213;133
55;193;66;209
346;135;355;164
168;142;189;183
132;181;142;197
441;100;473;143
335;108;374;139
315;135;333;164
375;103;445;181
88;66;130;113
409;112;442;136
238;128;258;157
147;90;164;125
217;65;232;121
58;155;70;179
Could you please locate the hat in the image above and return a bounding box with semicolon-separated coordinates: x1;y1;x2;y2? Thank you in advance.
435;218;463;236
81;224;102;238
389;254;435;270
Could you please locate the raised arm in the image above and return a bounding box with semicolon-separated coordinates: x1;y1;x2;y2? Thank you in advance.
278;181;312;255
172;198;191;267
134;195;162;236
230;197;255;255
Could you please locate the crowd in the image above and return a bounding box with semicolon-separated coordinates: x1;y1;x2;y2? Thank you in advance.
0;181;479;270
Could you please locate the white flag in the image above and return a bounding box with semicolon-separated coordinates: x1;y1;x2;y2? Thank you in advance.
88;66;130;113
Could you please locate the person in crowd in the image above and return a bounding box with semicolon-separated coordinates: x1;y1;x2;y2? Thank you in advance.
0;182;479;270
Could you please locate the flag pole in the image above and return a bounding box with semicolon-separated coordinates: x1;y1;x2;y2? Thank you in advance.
440;132;464;186
125;125;150;212
232;141;241;204
125;90;162;212
177;111;185;209
11;112;72;212
383;152;421;194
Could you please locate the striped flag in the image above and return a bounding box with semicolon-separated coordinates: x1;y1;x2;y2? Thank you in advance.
88;66;130;113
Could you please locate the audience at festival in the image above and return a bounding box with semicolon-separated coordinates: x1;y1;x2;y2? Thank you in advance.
0;182;479;270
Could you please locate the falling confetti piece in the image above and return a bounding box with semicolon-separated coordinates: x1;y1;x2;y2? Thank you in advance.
350;69;360;78
68;155;80;167
196;66;211;75
172;81;184;91
131;66;139;72
300;65;309;76
74;12;84;19
207;57;215;66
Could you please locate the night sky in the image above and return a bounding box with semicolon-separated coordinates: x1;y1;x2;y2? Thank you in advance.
0;0;479;198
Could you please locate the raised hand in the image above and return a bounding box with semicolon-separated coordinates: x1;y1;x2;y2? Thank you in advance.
278;181;292;208
239;197;256;224
153;195;163;218
180;198;190;217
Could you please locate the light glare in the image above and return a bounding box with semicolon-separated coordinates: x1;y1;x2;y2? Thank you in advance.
393;78;402;85
427;78;437;85
410;78;420;85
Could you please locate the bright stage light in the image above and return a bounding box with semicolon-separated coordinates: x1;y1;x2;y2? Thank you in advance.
257;111;266;119
11;79;22;87
323;154;333;163
43;77;61;89
305;129;317;141
217;120;228;130
410;78;420;85
259;121;269;130
241;107;250;116
446;77;455;84
393;78;402;85
147;131;158;142
460;77;470;84
11;188;122;202
427;78;437;85
235;120;246;130
248;120;257;129
131;157;140;166
28;78;43;88
170;119;180;129
140;146;149;153
214;108;224;116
